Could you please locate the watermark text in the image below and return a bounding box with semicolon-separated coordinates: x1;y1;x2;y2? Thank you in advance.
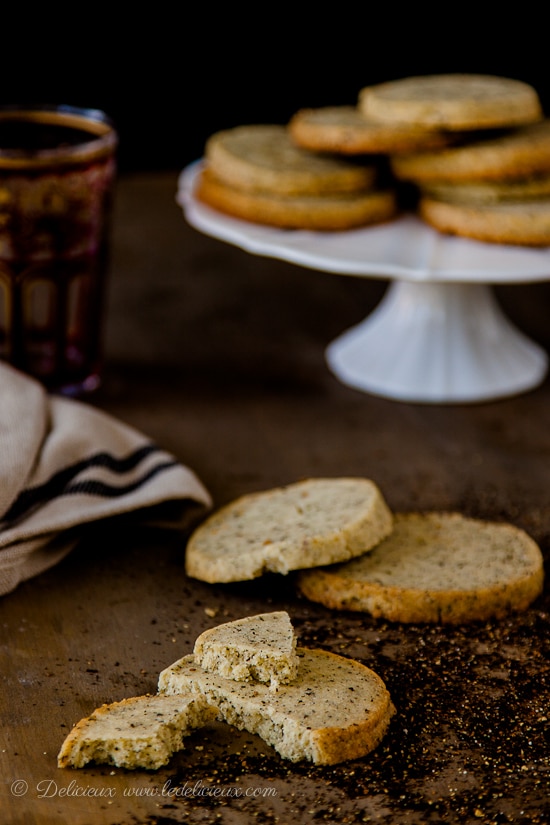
11;777;278;801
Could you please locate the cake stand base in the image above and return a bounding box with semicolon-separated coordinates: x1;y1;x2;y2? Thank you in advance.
326;280;548;404
179;164;550;404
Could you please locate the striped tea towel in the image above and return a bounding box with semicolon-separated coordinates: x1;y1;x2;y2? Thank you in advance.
0;363;212;596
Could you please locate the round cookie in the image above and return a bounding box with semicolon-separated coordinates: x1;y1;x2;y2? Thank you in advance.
297;512;544;623
359;74;542;131
419;196;550;246
185;478;394;583
160;647;395;765
204;124;378;195
391;120;550;183
288;105;456;155
420;174;550;204
196;168;397;231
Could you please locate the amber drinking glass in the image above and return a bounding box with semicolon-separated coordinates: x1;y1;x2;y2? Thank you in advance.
0;105;117;394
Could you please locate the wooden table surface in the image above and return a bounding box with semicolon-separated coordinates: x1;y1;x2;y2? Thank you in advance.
1;172;549;825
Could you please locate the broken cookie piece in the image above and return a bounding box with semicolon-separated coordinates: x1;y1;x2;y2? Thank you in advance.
57;694;217;770
194;611;298;690
159;647;395;765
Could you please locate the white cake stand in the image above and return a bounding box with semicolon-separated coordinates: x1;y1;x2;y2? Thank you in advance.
177;163;550;404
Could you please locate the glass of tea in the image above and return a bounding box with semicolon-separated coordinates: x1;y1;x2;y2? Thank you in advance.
0;104;117;394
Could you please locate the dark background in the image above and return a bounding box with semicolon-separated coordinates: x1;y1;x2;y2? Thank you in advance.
4;12;548;174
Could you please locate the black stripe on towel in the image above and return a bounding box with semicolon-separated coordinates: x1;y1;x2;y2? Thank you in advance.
2;444;174;524
63;460;179;498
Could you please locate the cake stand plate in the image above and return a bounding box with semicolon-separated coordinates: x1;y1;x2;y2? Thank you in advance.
177;163;550;404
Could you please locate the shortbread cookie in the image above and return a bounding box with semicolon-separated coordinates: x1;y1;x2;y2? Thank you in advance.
204;124;378;195
420;174;550;204
297;512;544;623
359;74;542;131
391;120;550;183
288;105;456;155
419;196;550;246
159;647;395;765
185;478;394;583
57;694;217;770
194;611;298;689
196;168;397;230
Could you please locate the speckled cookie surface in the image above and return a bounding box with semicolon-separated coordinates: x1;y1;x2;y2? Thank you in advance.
420;174;550;204
193;611;298;689
204;124;378;195
391;120;550;183
297;512;544;622
288;105;456;155
185;478;393;583
359;74;542;130
159;647;395;765
57;694;216;770
419;196;550;246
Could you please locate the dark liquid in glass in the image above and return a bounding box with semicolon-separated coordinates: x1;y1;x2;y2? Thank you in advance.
0;120;96;152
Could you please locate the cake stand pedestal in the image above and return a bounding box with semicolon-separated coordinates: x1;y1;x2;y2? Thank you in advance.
178;164;550;404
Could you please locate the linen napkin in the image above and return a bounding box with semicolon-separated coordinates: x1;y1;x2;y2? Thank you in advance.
0;363;212;596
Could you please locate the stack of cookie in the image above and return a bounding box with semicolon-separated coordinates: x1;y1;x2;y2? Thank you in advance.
195;123;398;230
194;74;550;245
184;477;544;625
58;611;395;768
291;74;550;246
159;611;395;765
